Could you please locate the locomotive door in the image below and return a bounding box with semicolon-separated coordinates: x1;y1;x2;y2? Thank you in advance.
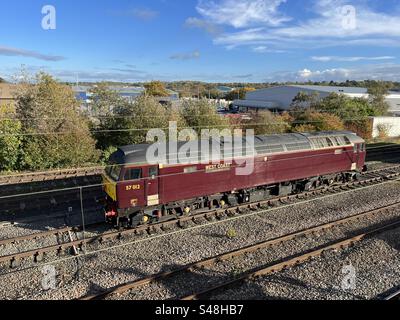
146;166;160;206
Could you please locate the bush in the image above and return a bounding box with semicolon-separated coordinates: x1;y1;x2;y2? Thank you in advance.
180;99;231;134
226;228;237;239
15;73;100;170
291;111;345;132
0;104;22;172
243;111;290;135
377;123;392;139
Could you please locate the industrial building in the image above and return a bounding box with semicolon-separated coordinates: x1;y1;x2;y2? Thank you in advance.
232;85;400;115
73;85;179;104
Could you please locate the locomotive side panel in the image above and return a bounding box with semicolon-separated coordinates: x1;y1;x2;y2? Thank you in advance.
157;145;364;205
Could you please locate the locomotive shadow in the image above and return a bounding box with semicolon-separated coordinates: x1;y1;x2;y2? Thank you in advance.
87;263;270;300
263;274;366;300
0;203;105;234
0;182;104;233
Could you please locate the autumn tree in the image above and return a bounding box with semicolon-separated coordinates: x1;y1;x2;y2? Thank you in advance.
14;73;99;170
89;82;127;116
225;87;256;101
242;111;290;135
0;103;22;172
367;81;391;116
96;95;186;149
144;81;170;97
292;111;345;132
290;92;320;111
180;99;231;134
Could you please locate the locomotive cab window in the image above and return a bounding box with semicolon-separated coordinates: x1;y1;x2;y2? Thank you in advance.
149;167;158;179
124;168;142;181
106;165;122;181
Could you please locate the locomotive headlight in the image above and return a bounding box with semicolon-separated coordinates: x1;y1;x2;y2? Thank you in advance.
143;216;149;223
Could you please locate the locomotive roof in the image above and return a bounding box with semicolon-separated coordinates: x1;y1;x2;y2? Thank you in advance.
109;131;364;166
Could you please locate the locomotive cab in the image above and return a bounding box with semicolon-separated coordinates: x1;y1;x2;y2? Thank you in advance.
103;145;162;227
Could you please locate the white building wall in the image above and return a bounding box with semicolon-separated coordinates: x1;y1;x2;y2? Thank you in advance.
244;86;400;114
371;117;400;138
245;86;332;110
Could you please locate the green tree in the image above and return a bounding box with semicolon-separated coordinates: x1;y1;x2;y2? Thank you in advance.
96;95;186;148
290;92;320;110
0;104;22;172
15;73;99;170
225;87;255;101
292;111;345;132
180;99;231;134
315;93;376;119
367;81;391;116
243;111;290;135
89;82;127;116
144;81;170;97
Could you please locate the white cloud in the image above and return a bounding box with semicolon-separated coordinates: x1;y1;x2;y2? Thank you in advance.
0;45;65;61
112;8;159;21
185;17;222;35
266;63;400;82
252;46;286;53
131;8;159;20
193;0;400;50
312;56;396;62
196;0;290;28
170;51;201;61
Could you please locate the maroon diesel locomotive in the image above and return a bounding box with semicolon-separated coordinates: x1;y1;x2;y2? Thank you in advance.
102;131;366;227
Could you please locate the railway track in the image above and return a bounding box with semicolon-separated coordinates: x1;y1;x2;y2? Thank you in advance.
1;163;400;270
0;156;398;227
0;143;397;187
181;218;400;301
0;167;103;186
0;221;105;268
78;201;400;300
383;289;400;301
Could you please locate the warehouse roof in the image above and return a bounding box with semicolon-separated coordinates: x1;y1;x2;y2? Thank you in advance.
288;85;369;94
232;99;281;109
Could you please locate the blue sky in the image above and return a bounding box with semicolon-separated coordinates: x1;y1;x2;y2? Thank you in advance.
0;0;400;83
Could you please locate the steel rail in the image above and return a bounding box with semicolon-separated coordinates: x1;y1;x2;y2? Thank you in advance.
0;141;398;188
1;165;400;270
0;221;104;247
181;219;400;300
0;167;103;186
79;201;400;300
383;289;400;301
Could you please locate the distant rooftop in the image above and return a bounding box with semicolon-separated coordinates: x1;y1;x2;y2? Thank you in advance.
288;84;398;95
289;85;369;94
217;86;234;93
